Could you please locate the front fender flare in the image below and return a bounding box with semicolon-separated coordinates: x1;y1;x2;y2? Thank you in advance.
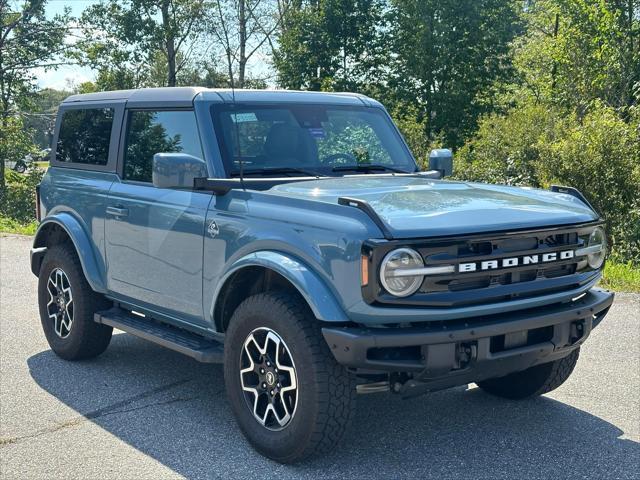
213;251;349;323
32;213;107;293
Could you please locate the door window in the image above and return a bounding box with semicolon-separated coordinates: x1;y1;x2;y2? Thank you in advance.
123;110;204;182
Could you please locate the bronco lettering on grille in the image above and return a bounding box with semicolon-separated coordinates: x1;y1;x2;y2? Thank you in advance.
458;250;575;273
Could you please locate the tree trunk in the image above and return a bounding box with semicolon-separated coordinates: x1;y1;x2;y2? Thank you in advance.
626;0;634;108
550;13;560;93
238;0;246;88
226;48;235;88
161;0;177;87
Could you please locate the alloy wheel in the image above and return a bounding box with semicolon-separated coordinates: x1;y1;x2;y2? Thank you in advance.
239;327;298;431
46;268;74;338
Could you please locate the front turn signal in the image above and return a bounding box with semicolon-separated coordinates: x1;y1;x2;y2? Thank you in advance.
361;255;369;287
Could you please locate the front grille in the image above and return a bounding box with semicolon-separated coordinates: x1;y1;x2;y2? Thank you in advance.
362;222;601;308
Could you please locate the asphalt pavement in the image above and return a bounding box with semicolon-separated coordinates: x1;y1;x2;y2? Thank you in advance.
1;234;639;479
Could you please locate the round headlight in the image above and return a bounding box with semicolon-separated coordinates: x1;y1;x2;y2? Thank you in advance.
587;227;607;269
379;248;424;297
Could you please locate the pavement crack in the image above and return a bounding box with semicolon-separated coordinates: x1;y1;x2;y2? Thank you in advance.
94;395;199;419
0;378;193;447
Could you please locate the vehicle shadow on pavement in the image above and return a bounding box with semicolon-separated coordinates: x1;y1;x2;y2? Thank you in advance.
28;332;639;479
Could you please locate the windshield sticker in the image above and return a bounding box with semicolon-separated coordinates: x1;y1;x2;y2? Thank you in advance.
307;127;326;139
231;112;258;123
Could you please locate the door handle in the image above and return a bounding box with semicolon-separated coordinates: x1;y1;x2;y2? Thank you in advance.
106;206;129;218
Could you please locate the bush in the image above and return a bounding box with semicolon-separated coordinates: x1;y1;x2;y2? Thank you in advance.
455;102;640;265
537;105;640;264
0;167;45;224
454;104;557;186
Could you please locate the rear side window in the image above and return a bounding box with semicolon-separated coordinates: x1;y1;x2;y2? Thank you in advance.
124;110;203;182
56;108;114;165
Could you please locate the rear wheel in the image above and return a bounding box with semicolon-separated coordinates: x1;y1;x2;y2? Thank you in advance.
477;348;580;400
38;244;113;360
224;292;356;463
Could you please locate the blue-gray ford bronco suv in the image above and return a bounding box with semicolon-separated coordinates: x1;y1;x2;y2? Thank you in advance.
32;87;614;463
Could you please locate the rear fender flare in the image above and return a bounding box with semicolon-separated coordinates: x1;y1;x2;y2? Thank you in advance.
32;213;107;293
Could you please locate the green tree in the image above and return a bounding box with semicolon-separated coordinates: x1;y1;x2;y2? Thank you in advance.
513;0;639;115
389;0;523;149
275;0;387;92
207;0;288;88
0;0;70;186
78;0;207;89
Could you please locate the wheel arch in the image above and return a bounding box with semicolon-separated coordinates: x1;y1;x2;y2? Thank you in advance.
32;214;107;293
212;251;349;333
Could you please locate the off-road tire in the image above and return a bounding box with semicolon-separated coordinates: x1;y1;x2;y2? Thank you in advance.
224;292;356;463
38;243;113;360
477;348;580;400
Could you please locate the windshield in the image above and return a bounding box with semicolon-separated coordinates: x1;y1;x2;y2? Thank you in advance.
211;104;417;176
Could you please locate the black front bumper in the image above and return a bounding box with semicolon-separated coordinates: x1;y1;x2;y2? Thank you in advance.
323;288;614;396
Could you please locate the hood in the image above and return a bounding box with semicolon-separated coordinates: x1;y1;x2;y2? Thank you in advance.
268;176;598;238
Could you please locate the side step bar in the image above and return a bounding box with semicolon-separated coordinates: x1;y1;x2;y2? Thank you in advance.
95;308;223;363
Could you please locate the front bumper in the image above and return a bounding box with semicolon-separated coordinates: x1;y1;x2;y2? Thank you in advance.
323;288;614;395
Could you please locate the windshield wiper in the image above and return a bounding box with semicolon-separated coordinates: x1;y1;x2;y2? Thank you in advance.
232;167;325;177
331;164;413;174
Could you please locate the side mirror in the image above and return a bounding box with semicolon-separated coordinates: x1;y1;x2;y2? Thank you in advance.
152;153;208;189
428;149;453;178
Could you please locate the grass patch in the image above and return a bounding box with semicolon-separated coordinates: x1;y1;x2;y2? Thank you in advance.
600;261;640;293
34;161;49;169
0;216;38;235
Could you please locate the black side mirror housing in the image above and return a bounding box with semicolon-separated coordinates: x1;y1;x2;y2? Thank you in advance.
428;149;453;178
152;153;208;189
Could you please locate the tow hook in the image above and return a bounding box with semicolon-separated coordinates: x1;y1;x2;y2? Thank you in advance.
570;320;586;344
455;342;477;370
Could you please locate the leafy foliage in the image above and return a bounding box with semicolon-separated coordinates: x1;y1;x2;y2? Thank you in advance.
513;0;639;113
275;0;387;92
0;115;37;165
388;0;523;149
77;0;207;89
0;0;70;113
0;167;45;224
0;0;70;186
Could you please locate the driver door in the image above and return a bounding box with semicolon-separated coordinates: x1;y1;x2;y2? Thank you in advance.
105;109;213;326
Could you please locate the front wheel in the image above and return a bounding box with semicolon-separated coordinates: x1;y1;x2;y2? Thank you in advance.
477;348;580;399
224;292;356;463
